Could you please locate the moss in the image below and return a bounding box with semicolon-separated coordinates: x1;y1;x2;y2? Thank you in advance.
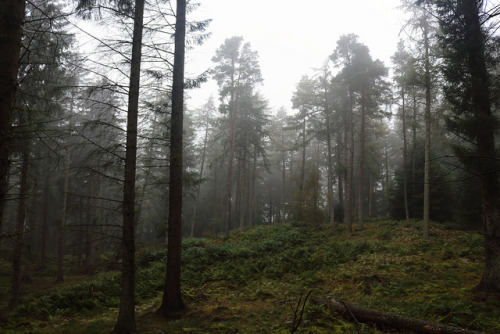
2;221;499;333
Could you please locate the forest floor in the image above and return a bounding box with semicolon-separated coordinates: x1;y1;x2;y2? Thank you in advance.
1;219;499;333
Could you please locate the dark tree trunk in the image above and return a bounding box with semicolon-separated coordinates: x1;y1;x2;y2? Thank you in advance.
423;15;431;240
298;117;307;222
460;0;500;294
384;145;390;217
190;116;209;237
113;0;145;332
357;93;366;230
237;149;246;232
317;298;483;334
8;150;29;310
40;169;50;269
322;77;335;225
402;88;410;222
411;94;417;217
0;0;25;236
248;148;257;227
337;126;344;217
224;82;237;237
158;0;186;316
56;150;70;283
281;132;287;223
345;90;355;232
85;194;94;275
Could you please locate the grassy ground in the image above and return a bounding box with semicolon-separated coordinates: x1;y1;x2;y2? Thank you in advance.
1;219;499;333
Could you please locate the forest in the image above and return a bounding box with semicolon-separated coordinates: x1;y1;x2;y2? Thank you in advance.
1;0;500;333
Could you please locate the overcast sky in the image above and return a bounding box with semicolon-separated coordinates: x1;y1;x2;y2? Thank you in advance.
185;0;404;112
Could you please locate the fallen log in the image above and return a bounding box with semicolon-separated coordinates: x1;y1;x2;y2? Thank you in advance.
312;298;484;334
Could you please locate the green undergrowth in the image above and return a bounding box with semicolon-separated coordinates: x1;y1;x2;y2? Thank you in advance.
1;220;499;333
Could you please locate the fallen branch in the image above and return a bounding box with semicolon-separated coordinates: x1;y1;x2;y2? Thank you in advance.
290;290;312;334
312;298;483;334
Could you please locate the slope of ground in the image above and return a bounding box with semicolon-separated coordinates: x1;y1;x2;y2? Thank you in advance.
1;220;499;333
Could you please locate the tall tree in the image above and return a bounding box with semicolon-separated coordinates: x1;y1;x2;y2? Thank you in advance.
349;45;387;229
158;0;186;315
291;76;319;222
330;35;359;232
114;0;145;331
8;150;29;309
436;0;500;293
6;0;76;299
266;108;293;224
422;7;432;240
319;67;336;226
211;36;263;236
56;149;70;283
392;41;413;222
234;91;268;229
402;0;438;239
190;98;215;237
0;0;26;237
213;37;242;236
330;34;387;230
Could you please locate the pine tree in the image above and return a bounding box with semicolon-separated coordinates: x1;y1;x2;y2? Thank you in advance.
158;0;186;316
436;0;500;293
0;0;26;237
211;37;263;236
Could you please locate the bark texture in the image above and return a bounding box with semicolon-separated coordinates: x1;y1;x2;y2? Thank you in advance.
0;0;25;235
158;0;186;316
460;0;500;294
423;15;431;241
8;151;29;310
114;0;145;332
316;298;483;334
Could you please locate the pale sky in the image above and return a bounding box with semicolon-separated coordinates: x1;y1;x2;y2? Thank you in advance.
186;0;404;112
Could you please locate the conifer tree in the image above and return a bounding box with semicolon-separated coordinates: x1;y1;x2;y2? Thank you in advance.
158;0;186;315
435;0;500;293
0;0;26;237
211;37;263;236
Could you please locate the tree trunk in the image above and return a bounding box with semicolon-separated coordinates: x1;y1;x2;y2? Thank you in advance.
213;167;220;234
368;173;373;216
190;115;209;237
337;126;344;221
40;169;50;269
8;150;29;310
85;193;94;275
461;0;500;294
223;60;239;238
317;298;483;334
358;93;366;230
402;87;410;222
323;79;335;225
298;116;307;222
345;90;355;232
247;148;257;227
158;0;186;316
114;0;145;331
412;94;418;217
384;144;390;217
237;148;246;232
281;131;287;223
0;0;25;236
224;116;236;236
252;149;258;225
56;150;70;283
423;15;431;240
